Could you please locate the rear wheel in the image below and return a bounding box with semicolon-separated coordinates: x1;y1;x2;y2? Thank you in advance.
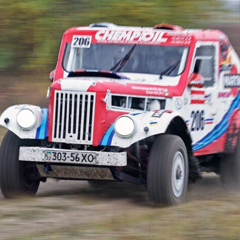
147;135;188;206
220;132;240;190
0;131;40;198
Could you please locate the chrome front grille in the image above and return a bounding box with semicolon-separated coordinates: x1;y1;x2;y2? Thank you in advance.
52;90;96;144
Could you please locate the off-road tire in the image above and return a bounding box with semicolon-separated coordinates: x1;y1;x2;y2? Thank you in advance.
0;131;40;198
147;135;188;206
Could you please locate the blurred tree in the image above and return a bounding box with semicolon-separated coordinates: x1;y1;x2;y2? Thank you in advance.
86;0;225;27
0;0;235;73
0;1;45;70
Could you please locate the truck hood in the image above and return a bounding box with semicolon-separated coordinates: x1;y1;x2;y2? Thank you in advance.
52;75;184;98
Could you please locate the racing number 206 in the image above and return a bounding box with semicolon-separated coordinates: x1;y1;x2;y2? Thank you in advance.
72;36;92;48
191;110;205;131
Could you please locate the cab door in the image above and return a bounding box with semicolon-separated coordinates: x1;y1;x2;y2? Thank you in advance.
187;43;219;155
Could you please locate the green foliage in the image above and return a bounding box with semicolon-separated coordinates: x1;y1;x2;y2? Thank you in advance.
0;0;234;73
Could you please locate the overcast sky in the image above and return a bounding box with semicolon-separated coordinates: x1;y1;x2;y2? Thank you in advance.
222;0;240;13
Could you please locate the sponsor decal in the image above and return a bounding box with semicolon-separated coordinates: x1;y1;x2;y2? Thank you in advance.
95;30;168;44
131;85;169;96
218;92;231;98
220;36;233;68
170;35;192;45
224;74;240;88
175;98;183;110
221;65;233;72
191;91;205;104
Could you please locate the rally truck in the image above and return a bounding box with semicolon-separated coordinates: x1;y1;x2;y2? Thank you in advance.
0;23;239;206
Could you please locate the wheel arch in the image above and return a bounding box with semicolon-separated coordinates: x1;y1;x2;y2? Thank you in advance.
165;116;193;155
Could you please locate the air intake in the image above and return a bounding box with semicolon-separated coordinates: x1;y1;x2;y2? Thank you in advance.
52;90;96;144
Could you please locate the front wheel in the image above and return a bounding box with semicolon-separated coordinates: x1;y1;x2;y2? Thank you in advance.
147;135;189;206
0;131;40;198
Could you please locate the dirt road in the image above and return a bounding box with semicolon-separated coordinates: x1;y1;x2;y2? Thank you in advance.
1;174;240;240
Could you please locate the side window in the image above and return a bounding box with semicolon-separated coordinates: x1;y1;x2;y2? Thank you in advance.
193;46;216;87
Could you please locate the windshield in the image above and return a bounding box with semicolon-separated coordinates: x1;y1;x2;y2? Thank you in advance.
63;43;189;76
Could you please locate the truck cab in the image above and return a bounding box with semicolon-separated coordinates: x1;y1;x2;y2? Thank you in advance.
0;23;239;206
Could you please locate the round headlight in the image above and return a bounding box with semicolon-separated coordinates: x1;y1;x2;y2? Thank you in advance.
16;108;37;130
115;116;135;137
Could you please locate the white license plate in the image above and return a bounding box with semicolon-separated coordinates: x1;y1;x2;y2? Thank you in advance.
44;150;97;164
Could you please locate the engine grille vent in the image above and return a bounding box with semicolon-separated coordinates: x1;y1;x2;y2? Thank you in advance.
52;91;96;144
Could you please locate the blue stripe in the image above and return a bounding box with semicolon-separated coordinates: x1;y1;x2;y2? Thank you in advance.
36;109;48;139
193;93;240;152
100;125;115;146
107;127;115;145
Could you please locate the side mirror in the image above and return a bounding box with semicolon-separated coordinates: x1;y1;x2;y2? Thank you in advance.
49;69;56;81
188;73;204;88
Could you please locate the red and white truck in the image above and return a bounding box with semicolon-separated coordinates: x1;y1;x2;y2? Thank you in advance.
0;23;239;206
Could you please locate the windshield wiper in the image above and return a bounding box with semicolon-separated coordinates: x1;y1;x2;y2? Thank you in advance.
159;60;180;79
110;45;136;72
